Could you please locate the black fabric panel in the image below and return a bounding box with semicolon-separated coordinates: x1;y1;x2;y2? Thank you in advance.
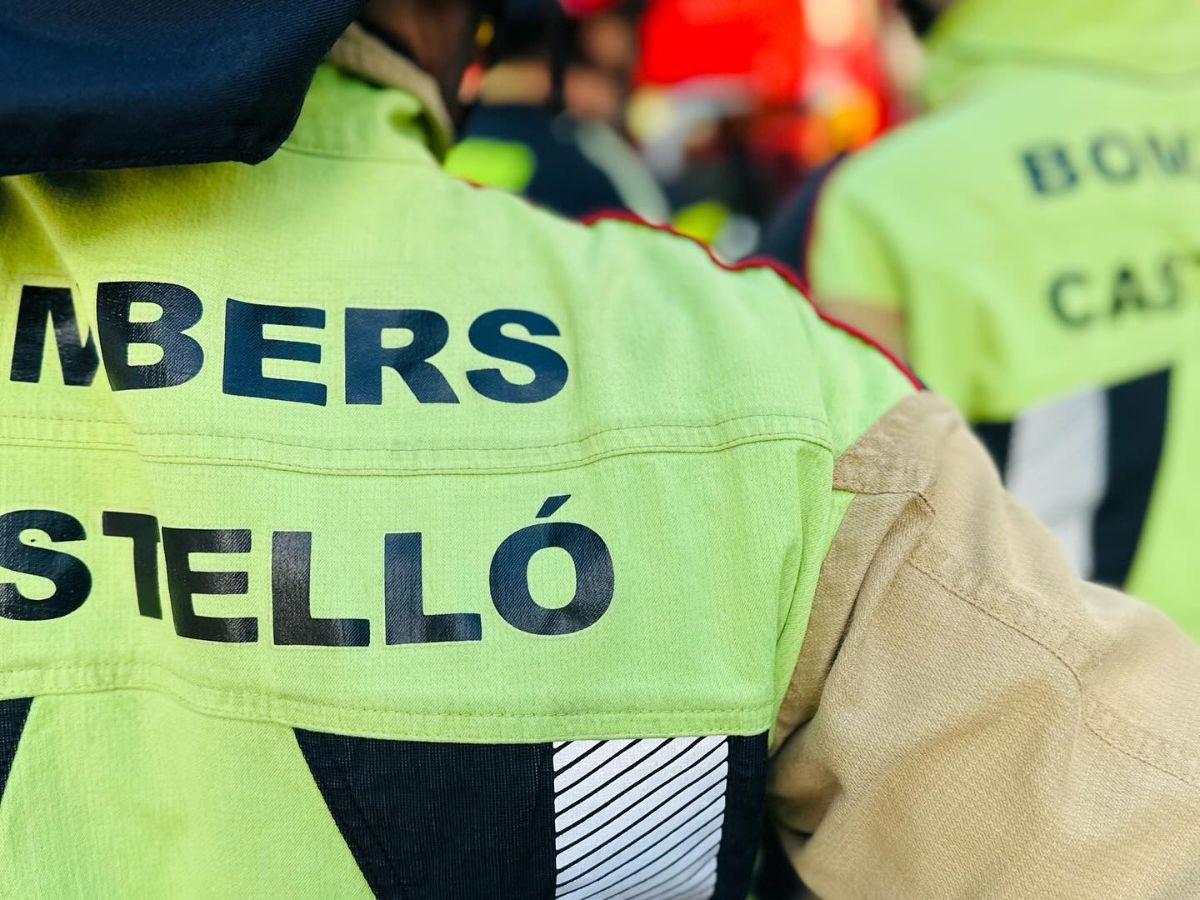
295;730;557;899
0;0;363;175
712;732;769;900
757;155;846;283
0;698;33;805
973;421;1014;482
1092;369;1171;588
752;814;804;900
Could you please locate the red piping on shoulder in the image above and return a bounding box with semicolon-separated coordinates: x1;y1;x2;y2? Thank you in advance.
579;210;922;389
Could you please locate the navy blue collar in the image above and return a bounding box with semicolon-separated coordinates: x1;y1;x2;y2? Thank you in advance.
0;0;362;176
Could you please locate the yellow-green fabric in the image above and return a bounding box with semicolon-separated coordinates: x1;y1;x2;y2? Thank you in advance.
922;0;1200;106
807;0;1200;633
444;137;536;191
0;63;912;894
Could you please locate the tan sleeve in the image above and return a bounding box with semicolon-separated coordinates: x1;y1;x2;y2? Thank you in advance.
769;391;1200;899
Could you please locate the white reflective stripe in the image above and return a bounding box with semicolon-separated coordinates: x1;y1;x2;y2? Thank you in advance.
620;847;719;900
555;739;647;793
1005;386;1108;578
554;739;674;815
581;832;722;900
555;755;727;868
557;783;724;894
552;736;728;900
556;736;723;827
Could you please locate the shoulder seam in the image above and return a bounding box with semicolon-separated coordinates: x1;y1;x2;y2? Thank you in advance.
580;211;922;390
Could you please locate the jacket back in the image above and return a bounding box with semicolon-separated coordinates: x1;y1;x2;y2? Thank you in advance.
0;64;910;896
802;0;1200;631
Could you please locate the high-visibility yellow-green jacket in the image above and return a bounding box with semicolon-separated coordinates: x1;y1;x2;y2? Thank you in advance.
797;0;1200;636
5;24;1200;900
0;43;914;897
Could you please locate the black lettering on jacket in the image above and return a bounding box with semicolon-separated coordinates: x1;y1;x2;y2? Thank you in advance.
102;511;162;618
384;532;481;644
1090;133;1140;182
1049;271;1092;327
1023;130;1198;197
223;299;326;405
1022;143;1078;196
488;496;613;635
272;531;370;646
1147;134;1191;175
0;510;91;621
162;527;256;642
97;281;204;390
467;309;568;403
344;308;459;404
9;286;99;386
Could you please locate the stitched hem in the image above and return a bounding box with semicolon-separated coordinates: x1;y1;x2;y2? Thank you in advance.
0;415;834;477
0;663;774;744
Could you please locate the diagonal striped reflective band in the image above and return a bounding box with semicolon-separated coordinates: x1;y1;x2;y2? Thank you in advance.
552;735;729;900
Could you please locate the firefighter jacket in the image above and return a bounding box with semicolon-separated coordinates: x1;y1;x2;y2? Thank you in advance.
1;22;1198;899
765;0;1200;637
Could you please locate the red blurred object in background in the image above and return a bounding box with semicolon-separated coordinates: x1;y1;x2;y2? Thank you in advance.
636;0;807;106
636;0;893;171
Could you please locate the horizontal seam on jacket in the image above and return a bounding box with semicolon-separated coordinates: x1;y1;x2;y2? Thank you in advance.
0;412;127;428
0;414;834;473
0;412;829;451
0;436;131;454
0;661;764;715
0;662;771;739
0;431;830;477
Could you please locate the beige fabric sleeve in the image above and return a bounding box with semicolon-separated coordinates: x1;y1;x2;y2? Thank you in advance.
769;391;1200;899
